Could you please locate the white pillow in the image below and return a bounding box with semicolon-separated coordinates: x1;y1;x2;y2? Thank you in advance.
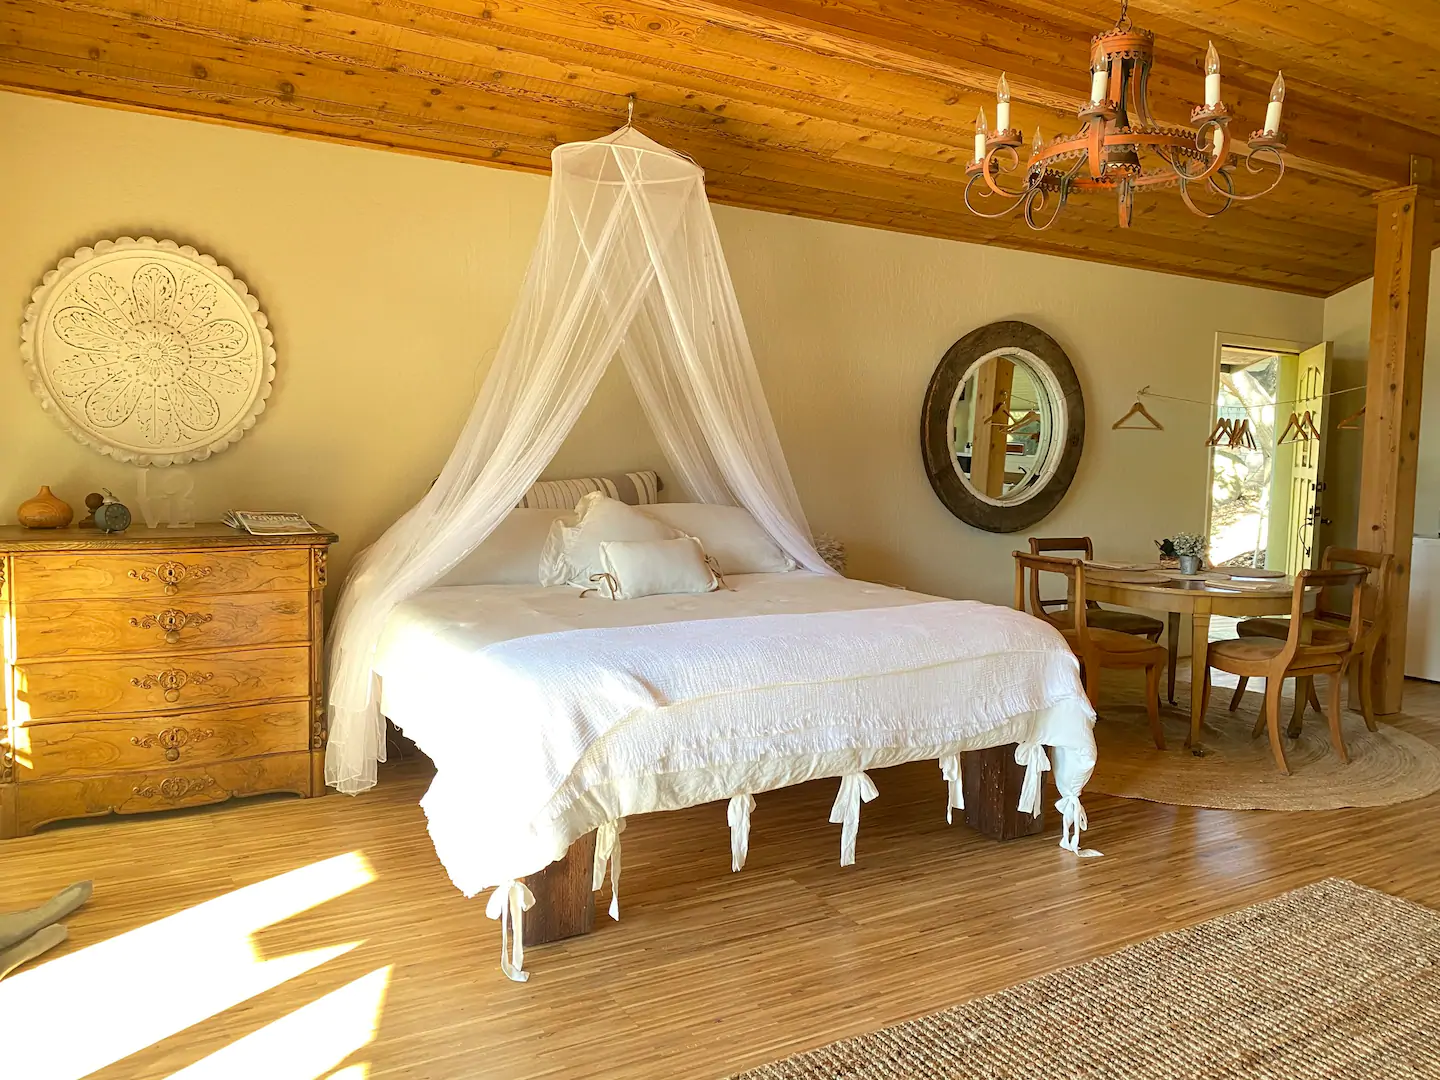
435;510;562;586
593;537;718;599
642;503;797;574
540;491;680;588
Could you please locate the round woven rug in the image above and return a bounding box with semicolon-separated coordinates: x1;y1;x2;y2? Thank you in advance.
1089;691;1440;810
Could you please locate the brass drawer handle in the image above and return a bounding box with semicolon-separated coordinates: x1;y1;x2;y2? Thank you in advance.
130;608;214;645
132;776;218;800
131;668;215;703
128;561;213;596
131;726;216;762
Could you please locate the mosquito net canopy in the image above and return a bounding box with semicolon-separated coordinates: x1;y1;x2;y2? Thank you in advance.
326;126;834;794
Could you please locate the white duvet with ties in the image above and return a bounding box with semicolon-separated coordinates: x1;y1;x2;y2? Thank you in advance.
375;571;1098;906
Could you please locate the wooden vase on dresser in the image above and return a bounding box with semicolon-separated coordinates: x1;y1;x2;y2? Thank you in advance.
0;523;337;838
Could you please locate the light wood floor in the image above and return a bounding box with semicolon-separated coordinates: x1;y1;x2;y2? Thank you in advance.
5;680;1440;1080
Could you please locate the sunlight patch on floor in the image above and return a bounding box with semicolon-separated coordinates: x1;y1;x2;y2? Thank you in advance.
0;851;376;1080
166;966;392;1080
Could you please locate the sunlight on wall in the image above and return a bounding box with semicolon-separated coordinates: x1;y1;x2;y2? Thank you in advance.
167;966;392;1080
0;851;375;1080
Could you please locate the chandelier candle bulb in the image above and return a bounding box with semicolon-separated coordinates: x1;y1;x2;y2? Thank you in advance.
1090;63;1109;103
1031;127;1044;158
996;73;1011;131
1266;71;1286;132
974;107;988;162
1205;42;1222;107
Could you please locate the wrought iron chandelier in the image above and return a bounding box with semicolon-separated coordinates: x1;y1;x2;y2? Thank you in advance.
964;0;1288;230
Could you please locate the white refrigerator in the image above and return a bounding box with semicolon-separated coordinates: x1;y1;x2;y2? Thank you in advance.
1407;536;1440;681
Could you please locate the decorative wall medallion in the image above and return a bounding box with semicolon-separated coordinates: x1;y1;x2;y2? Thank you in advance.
21;237;275;465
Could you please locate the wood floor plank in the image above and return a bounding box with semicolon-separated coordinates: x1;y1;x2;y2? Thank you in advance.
2;680;1438;1079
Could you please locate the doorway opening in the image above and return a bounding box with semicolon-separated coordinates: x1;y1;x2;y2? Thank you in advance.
1206;347;1286;570
1205;342;1330;575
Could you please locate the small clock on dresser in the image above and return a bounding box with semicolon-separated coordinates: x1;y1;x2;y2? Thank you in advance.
0;522;336;837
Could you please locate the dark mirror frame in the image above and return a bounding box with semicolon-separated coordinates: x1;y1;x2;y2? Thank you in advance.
920;320;1086;534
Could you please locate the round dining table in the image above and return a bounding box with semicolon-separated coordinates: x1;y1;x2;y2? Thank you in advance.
1082;569;1309;749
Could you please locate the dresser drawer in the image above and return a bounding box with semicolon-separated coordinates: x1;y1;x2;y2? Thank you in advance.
11;548;312;602
16;647;311;721
13;701;311;780
12;592;312;660
14;751;313;834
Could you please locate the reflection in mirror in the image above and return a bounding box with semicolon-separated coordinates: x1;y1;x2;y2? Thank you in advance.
949;350;1063;505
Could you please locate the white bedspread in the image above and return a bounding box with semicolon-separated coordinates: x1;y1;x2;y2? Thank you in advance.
376;573;1098;900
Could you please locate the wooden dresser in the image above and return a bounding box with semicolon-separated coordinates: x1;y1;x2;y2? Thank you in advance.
0;523;336;837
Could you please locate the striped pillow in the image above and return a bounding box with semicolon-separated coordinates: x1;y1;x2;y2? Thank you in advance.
518;471;661;510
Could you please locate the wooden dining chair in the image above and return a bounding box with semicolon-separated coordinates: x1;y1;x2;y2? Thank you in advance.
1014;551;1167;749
1228;548;1390;734
1201;566;1368;774
1027;537;1165;642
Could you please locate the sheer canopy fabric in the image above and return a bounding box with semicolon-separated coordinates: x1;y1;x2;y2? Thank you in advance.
326;127;833;795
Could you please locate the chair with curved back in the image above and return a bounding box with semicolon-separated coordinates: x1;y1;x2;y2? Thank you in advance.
1027;537;1166;642
1201;566;1368;774
1227;548;1390;735
1014;551;1167;750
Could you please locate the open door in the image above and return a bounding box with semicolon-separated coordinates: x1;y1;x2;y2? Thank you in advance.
1283;342;1332;574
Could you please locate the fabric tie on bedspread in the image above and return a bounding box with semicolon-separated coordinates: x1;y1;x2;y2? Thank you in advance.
593;818;625;920
1056;795;1103;858
829;772;879;867
486;880;536;983
939;755;964;824
728;794;756;872
1015;741;1051;818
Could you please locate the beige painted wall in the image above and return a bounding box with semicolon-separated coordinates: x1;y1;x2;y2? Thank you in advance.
1320;253;1440;555
1;93;1322;607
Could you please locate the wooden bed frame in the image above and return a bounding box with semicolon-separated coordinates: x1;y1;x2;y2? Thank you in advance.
521;743;1040;946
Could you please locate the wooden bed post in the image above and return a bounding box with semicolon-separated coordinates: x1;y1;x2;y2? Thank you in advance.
961;745;1045;840
520;831;596;946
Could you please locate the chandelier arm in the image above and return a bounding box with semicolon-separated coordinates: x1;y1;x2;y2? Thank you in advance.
963;172;1028;219
1022;183;1068;232
979;144;1028;198
1177;175;1234;219
1208;146;1287;203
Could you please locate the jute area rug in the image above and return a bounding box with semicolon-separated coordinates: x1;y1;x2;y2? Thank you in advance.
730;879;1440;1080
1087;683;1440;811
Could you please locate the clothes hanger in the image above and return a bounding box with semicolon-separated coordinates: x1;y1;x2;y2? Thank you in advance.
984;390;1013;427
1005;409;1040;432
1204;417;1234;447
1276;411;1303;444
1337;404;1365;430
1227;418;1257;450
1112;389;1163;430
1302;410;1323;441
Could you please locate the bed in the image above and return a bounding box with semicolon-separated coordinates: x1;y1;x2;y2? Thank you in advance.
373;555;1098;979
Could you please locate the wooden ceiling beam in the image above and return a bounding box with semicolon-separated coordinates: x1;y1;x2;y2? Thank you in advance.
669;0;1440;190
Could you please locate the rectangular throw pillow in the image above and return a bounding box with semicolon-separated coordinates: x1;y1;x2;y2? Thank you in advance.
435;510;561;587
593;536;718;600
540;491;680;588
642;503;797;575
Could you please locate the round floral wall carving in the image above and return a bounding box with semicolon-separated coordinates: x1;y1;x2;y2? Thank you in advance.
21;237;275;466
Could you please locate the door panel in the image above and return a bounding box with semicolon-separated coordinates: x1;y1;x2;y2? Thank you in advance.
1284;342;1332;574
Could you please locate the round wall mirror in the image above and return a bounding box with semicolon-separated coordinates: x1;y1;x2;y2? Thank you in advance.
921;321;1085;533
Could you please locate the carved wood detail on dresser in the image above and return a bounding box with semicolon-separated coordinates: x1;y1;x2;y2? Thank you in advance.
0;523;337;837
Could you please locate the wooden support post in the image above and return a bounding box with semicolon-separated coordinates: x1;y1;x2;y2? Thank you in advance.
520;831;596;946
969;358;1015;499
1357;156;1434;714
961;744;1044;840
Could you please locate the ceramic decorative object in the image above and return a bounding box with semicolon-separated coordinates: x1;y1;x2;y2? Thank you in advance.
21;237;276;466
16;486;73;529
94;490;133;533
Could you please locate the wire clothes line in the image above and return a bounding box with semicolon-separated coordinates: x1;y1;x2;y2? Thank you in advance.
1133;383;1367;412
